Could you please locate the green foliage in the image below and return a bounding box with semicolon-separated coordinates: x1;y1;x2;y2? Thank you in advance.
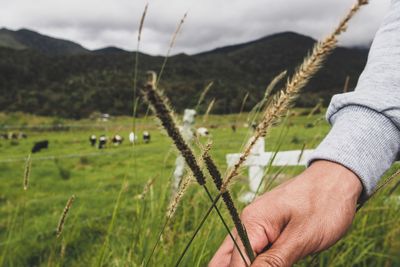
0;112;399;266
0;31;368;118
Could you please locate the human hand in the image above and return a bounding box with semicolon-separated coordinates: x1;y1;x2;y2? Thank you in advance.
209;160;362;267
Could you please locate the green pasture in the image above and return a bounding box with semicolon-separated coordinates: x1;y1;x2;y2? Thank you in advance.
0;111;399;266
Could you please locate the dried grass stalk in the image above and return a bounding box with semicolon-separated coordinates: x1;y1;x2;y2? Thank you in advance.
136;177;155;200
138;3;149;42
195;81;214;111
264;70;287;100
23;154;31;191
157;12;188;86
221;0;368;191
169;12;187;52
166;174;193;218
343;75;351;93
203;98;216;123
56;195;75;238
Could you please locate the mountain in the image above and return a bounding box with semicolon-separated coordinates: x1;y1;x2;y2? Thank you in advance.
0;28;89;56
0;29;369;118
93;46;128;54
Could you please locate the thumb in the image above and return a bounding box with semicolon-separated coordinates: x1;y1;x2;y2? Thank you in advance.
252;223;307;267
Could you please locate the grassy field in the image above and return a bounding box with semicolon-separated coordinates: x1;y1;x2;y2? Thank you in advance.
0;111;399;267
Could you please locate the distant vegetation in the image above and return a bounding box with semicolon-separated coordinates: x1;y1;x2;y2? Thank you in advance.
0;28;368;118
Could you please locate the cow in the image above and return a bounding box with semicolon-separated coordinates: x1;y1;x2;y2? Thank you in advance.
32;140;49;153
112;135;123;146
196;127;210;137
129;132;137;144
143;131;151;144
89;135;97;146
98;135;107;149
18;132;27;139
231;124;237;133
9;132;18;140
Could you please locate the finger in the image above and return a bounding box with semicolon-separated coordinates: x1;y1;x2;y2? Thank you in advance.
230;204;285;267
209;231;236;267
230;223;266;267
252;221;309;267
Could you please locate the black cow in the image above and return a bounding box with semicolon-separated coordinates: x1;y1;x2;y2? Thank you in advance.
98;135;107;149
112;135;123;146
32;140;49;153
143;131;151;144
89;135;97;146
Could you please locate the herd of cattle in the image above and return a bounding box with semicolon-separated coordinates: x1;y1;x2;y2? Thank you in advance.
0;132;27;140
1;127;211;154
89;131;152;149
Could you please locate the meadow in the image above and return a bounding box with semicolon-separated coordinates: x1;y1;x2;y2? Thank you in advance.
0;110;399;267
1;1;400;266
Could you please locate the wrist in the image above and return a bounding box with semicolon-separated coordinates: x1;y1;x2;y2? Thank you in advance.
306;160;363;202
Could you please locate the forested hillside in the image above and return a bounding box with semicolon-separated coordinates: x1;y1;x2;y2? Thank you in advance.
0;29;369;118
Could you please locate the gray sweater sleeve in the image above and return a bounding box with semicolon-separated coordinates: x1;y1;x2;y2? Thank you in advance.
308;0;400;198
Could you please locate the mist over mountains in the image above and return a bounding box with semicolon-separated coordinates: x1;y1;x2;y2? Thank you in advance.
0;28;369;118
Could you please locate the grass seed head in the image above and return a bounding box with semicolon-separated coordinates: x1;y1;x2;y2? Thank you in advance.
23;153;31;191
56;195;75;238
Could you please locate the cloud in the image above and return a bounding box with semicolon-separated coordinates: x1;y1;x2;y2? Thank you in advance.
0;0;391;55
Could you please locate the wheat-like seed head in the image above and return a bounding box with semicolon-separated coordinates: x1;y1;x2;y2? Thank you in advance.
166;174;193;219
170;12;187;51
23;153;31;191
203;98;216;123
221;0;368;192
264;70;287;100
138;3;149;42
195;81;214;111
135;177;155;200
56;195;75;238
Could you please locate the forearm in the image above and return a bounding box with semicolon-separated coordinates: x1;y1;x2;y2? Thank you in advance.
309;0;400;198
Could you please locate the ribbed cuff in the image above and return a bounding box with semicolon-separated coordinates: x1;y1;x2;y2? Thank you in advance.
308;105;400;199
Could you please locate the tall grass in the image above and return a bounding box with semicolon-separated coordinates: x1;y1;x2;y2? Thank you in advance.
3;1;400;266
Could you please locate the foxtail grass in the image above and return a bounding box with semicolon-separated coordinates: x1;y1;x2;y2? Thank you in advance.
307;100;323;118
143;71;206;186
357;169;400;211
195;81;214;112
56;195;75;238
202;144;254;264
132;3;149;182
264;70;287;101
157;12;188;86
234;92;250;126
23;154;31;191
202;98;216;123
167;174;193;219
96;181;128;266
136;177;156;200
343;75;351;93
246;70;287;125
221;0;368;192
143;71;246;265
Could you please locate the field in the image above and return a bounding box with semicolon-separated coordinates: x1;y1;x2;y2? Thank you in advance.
0;111;399;267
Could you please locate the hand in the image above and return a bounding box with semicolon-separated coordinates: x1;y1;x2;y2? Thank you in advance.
209;160;362;267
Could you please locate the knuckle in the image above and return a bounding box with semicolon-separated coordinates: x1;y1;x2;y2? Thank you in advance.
255;253;288;267
241;206;254;221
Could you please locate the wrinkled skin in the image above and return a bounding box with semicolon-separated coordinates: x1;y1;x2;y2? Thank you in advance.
210;160;362;267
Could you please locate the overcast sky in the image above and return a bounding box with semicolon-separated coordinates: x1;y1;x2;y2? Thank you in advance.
0;0;391;55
